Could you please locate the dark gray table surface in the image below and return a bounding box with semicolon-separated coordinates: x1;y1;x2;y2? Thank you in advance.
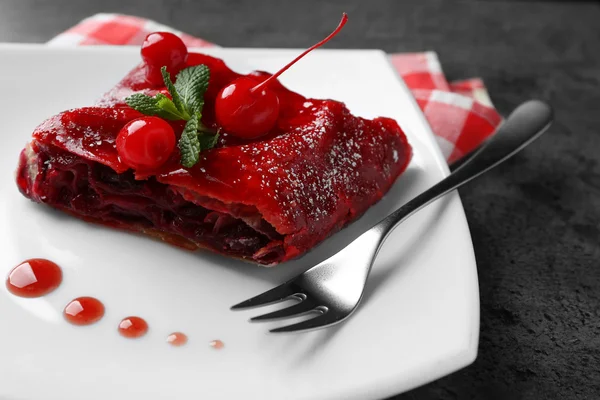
1;0;598;399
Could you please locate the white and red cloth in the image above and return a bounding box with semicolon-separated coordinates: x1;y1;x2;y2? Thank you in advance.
48;13;502;164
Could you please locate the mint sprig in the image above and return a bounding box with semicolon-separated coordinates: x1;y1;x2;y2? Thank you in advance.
160;67;188;119
125;93;179;120
179;115;201;168
198;130;220;151
154;93;186;120
125;65;217;168
174;65;210;115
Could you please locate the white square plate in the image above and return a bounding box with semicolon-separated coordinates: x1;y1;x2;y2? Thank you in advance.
0;44;479;400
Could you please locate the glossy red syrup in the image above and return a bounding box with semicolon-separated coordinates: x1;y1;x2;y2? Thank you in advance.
118;316;149;338
63;296;105;326
166;332;188;347
6;259;62;298
209;339;224;349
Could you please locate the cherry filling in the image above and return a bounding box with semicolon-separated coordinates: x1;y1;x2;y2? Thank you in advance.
18;144;284;264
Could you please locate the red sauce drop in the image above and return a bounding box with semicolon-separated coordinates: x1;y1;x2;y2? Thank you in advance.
209;339;224;349
118;316;148;338
166;332;188;347
63;297;105;326
6;258;63;298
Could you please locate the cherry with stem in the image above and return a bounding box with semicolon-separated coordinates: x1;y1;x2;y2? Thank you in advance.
215;13;349;139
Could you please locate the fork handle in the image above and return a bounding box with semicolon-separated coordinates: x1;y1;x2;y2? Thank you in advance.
376;100;553;240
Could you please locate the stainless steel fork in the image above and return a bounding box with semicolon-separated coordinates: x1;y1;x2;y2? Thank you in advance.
231;100;553;333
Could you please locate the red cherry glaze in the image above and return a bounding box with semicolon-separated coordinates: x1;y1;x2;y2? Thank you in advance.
116;116;176;170
63;296;105;326
141;32;188;85
215;77;280;139
6;259;62;298
118;316;149;338
166;332;188;347
215;13;348;139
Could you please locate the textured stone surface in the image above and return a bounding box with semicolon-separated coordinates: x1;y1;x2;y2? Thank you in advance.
1;0;599;398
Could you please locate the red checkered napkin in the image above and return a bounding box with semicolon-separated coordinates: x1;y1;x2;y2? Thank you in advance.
48;13;502;164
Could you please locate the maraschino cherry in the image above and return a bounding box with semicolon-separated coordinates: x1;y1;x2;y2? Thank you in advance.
215;13;348;139
116;116;176;170
141;32;189;85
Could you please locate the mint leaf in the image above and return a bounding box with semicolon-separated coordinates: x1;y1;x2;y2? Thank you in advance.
175;65;210;116
161;66;189;119
154;93;187;120
125;93;163;115
198;131;219;151
178;115;201;168
125;93;183;120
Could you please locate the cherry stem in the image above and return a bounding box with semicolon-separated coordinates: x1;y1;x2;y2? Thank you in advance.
250;13;348;94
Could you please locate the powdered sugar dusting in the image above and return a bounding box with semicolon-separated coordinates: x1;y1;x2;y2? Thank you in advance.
233;101;402;228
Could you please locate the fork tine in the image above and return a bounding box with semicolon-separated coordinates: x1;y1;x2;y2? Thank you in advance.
230;283;298;310
269;307;341;334
250;298;318;322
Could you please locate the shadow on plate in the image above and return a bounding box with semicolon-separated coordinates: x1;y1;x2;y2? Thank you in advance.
360;194;451;305
258;182;452;364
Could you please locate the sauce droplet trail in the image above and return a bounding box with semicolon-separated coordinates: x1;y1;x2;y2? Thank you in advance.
166;332;188;347
209;339;224;349
118;316;149;338
6;259;63;298
63;297;105;326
